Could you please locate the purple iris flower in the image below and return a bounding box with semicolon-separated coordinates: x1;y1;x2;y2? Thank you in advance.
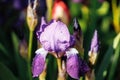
32;17;89;78
37;17;71;54
32;17;73;77
90;30;99;53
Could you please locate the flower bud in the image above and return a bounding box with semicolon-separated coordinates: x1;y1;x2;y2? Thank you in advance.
90;30;99;53
27;0;38;31
32;48;48;77
88;30;99;65
73;18;84;57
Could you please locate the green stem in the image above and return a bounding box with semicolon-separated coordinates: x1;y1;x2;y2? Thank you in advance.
28;30;34;80
28;31;33;62
28;63;32;80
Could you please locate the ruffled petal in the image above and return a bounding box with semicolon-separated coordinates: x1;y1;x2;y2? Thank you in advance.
36;17;47;39
39;20;71;54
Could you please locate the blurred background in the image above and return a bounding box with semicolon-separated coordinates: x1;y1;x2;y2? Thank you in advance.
0;0;119;80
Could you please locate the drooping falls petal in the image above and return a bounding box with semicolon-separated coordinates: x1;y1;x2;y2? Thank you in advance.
66;48;89;79
32;48;48;77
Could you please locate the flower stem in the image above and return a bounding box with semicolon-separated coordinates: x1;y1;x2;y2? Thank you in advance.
28;30;34;80
57;58;66;80
28;31;33;62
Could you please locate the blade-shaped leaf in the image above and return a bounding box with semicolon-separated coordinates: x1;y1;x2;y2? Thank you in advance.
0;63;17;80
11;32;27;80
0;43;9;57
108;42;120;80
96;46;114;80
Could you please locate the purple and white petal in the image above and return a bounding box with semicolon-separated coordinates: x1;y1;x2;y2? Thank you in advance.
32;48;48;77
36;17;47;39
38;19;71;54
54;21;70;52
66;48;89;79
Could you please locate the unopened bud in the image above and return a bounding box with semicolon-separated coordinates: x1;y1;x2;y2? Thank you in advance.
27;0;38;31
88;51;97;65
89;30;99;65
73;18;84;57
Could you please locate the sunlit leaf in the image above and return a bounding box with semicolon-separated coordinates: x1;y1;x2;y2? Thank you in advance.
108;41;120;80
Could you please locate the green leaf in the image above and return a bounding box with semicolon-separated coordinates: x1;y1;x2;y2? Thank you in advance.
11;32;19;54
108;42;120;80
113;33;120;49
0;63;17;80
11;32;27;80
0;43;9;58
96;46;114;80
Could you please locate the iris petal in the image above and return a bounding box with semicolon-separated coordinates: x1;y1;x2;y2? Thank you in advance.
66;48;89;79
32;48;48;77
38;19;72;53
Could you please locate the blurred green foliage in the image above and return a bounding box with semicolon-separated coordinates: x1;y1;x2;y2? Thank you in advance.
0;0;119;80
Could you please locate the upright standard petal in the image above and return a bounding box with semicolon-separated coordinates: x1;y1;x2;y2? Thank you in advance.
54;21;70;52
39;20;71;54
32;48;48;77
66;48;89;79
39;20;58;51
36;17;47;39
